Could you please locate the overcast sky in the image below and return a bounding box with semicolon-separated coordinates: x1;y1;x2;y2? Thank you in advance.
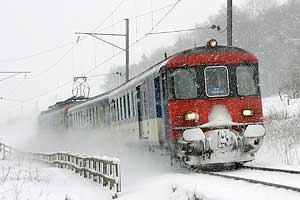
0;0;284;122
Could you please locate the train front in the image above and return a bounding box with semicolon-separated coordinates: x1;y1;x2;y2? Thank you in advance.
164;40;265;167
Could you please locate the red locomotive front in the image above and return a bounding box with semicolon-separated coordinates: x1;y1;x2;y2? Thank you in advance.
163;40;265;166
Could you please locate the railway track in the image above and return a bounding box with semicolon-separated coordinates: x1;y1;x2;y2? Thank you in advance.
241;165;300;175
196;166;300;193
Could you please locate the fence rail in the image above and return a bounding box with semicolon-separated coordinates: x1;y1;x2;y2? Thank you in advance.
0;142;121;199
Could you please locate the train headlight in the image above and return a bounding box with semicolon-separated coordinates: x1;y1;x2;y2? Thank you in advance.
184;112;199;121
207;39;218;48
242;109;254;117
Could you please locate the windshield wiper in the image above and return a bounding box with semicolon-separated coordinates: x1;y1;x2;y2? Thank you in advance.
182;64;200;88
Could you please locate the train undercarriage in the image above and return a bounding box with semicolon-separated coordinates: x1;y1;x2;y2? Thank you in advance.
171;125;265;168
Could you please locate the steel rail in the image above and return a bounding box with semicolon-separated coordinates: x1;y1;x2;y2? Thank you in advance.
242;165;300;175
198;171;300;193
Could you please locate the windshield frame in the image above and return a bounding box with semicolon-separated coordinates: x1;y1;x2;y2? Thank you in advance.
236;64;259;96
204;65;230;98
165;63;260;101
167;67;197;100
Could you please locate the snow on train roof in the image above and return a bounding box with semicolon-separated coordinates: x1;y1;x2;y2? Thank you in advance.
172;45;252;57
68;59;168;112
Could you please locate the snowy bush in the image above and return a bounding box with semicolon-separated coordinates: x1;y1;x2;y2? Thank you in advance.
261;118;300;165
169;185;206;200
0;159;49;200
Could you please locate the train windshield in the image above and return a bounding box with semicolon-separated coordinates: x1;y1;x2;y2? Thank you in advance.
205;66;229;97
168;68;197;100
236;65;258;96
167;64;260;100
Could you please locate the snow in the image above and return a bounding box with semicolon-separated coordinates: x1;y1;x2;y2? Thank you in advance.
243;124;265;137
263;95;300;119
2;143;300;200
116;171;300;200
0;159;112;200
289;146;300;166
2;94;300;199
200;105;243;128
183;128;205;141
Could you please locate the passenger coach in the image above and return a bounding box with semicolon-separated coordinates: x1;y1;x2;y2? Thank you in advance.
39;40;265;166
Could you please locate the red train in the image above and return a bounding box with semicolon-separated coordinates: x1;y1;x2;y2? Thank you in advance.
39;39;265;167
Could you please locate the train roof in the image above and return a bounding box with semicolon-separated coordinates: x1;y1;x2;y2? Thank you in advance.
41;43;257;115
40;96;88;114
68;59;168;112
172;45;253;58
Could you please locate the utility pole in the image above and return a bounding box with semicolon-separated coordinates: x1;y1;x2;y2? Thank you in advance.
76;19;130;82
227;0;233;46
125;18;129;81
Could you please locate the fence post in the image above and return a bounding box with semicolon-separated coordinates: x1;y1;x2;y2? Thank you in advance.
83;159;87;178
3;145;6;160
0;143;3;160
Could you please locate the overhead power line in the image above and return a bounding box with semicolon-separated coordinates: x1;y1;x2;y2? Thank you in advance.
133;2;176;18
91;0;128;32
130;0;183;46
0;0;128;65
0;97;23;103
150;0;182;32
28;43;76;79
0;71;30;82
81;0;183;76
24;80;73;102
21;0;183;102
147;25;221;35
86;72;122;78
0;42;74;64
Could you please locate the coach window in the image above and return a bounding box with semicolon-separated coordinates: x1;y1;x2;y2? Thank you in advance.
131;91;135;117
123;95;127;119
168;68;197;100
127;93;131;118
120;97;123;120
112;100;116;122
91;107;95;127
236;65;257;96
116;99;120;121
99;105;105;125
143;91;147;115
205;66;229;97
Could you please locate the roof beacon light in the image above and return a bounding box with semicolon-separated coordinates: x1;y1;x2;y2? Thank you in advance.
207;39;218;48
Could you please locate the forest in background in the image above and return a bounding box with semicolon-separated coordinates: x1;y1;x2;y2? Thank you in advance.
103;0;300;98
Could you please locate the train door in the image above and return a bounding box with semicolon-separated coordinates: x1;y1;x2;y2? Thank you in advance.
154;77;162;118
160;70;170;143
136;86;143;138
154;77;164;143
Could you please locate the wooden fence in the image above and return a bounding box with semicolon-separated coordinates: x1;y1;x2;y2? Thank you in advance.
0;142;121;199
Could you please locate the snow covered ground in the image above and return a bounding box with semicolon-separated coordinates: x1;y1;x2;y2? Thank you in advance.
1;157;300;200
1;95;300;199
0;159;112;200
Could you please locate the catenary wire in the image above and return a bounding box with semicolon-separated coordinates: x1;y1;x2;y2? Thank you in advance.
22;0;184;102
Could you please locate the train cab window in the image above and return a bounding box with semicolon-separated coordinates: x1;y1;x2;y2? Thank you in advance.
236;65;258;96
168;68;197;100
205;66;229;97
